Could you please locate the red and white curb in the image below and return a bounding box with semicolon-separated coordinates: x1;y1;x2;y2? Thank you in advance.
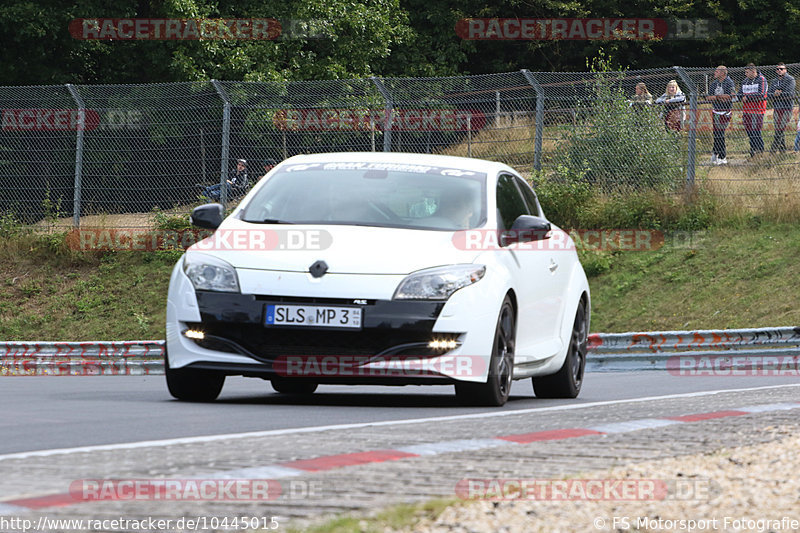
2;401;799;511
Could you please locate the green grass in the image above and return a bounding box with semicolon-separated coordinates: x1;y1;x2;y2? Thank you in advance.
0;223;798;341
584;223;800;332
0;232;179;340
279;498;458;533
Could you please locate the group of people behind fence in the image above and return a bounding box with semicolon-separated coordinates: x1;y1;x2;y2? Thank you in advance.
629;63;796;164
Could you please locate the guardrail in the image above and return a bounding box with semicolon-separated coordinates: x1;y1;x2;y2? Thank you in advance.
1;327;798;375
587;327;800;372
0;341;164;376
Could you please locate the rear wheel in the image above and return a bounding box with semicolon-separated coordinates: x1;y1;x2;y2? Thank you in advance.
271;377;318;395
455;296;515;407
165;353;225;402
533;300;587;399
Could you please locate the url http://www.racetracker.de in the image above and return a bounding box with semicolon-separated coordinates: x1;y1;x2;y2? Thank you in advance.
0;515;282;532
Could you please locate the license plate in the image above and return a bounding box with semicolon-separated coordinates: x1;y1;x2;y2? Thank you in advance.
265;304;362;329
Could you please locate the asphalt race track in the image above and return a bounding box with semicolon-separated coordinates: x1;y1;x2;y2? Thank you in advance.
1;371;799;530
2;371;799;455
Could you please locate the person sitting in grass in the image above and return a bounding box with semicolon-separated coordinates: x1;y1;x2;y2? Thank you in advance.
203;159;249;202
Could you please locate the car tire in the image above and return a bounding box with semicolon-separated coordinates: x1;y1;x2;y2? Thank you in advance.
533;300;587;399
271;377;319;395
455;295;515;407
165;352;225;402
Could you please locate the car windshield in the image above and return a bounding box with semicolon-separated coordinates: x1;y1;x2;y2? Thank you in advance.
240;161;486;230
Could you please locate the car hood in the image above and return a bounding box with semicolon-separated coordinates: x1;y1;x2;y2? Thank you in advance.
187;218;482;275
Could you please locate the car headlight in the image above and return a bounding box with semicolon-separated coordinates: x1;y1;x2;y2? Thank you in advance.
182;253;240;293
393;265;485;300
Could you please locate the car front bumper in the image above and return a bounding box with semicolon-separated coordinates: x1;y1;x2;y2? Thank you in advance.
166;260;503;383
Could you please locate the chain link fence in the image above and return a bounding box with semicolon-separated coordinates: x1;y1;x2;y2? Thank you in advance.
2;63;800;228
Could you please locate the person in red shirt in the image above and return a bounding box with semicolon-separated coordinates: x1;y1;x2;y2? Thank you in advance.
738;63;768;157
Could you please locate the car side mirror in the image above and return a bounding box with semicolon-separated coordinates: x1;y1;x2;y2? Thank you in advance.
191;203;223;230
501;215;551;247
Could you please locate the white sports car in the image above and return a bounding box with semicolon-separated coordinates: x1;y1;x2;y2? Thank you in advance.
165;152;590;406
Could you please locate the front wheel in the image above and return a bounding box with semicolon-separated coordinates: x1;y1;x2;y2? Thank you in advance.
533;300;587;399
165;353;225;402
455;295;515;407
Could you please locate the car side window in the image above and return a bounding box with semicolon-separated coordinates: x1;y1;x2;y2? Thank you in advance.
496;173;529;230
515;177;541;217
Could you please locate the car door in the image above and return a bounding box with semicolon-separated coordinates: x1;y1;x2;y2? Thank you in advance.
495;173;561;362
514;176;568;345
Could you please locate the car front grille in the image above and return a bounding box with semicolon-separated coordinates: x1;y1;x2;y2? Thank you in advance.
186;322;457;361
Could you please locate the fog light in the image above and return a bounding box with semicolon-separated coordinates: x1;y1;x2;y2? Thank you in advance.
184;329;205;340
428;338;459;350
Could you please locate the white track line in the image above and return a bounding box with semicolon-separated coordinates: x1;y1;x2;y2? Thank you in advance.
737;402;799;413
0;383;797;462
588;418;680;433
206;465;305;479
0;503;29;513
396;438;506;456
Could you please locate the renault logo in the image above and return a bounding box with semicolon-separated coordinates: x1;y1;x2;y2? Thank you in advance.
309;260;328;278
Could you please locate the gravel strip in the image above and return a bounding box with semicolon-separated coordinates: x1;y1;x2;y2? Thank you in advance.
398;425;800;532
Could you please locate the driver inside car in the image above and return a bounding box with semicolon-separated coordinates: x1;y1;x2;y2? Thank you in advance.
436;189;475;229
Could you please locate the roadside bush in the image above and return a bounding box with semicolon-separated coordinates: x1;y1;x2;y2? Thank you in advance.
578;249;614;277
151;208;193;231
531;170;717;231
531;165;595;229
560;54;684;192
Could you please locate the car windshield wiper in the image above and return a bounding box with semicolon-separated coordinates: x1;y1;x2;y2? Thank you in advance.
246;218;294;224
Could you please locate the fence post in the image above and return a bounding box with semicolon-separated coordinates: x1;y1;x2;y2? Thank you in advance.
211;80;232;210
371;76;393;152
467;115;472;157
674;66;697;187
521;70;544;172
66;84;85;228
495;91;501;127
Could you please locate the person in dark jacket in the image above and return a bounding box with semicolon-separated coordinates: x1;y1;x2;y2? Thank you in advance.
204;159;249;202
768;62;796;153
707;65;735;165
260;158;278;179
738;63;768;157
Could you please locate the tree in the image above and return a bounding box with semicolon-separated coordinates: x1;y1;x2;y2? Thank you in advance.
0;0;412;85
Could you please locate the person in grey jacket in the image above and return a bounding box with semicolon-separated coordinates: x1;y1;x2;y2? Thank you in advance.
707;65;735;164
768;62;796;152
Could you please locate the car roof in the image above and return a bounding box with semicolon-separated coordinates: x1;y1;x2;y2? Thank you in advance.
278;152;514;176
